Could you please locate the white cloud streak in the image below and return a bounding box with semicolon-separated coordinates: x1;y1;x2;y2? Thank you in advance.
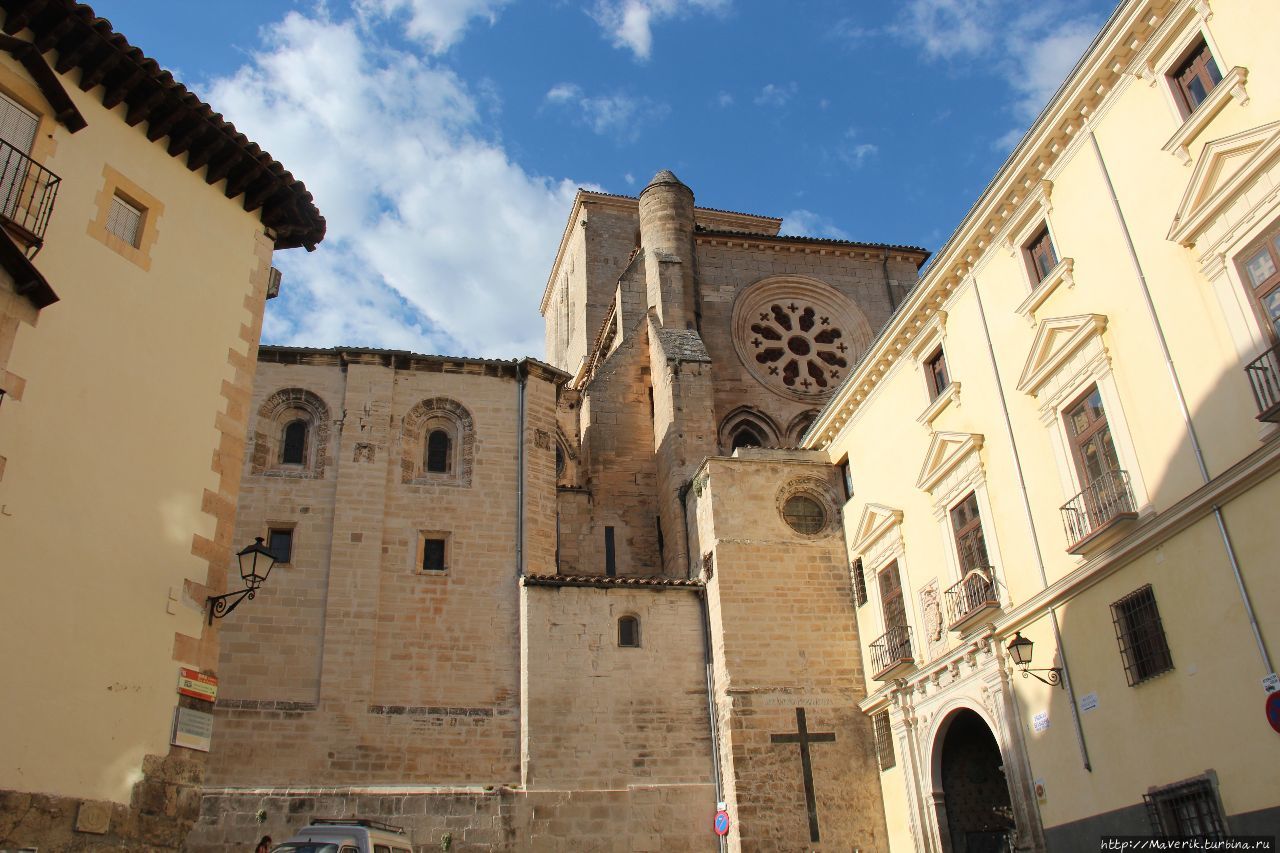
543;83;668;141
779;209;850;241
890;0;1101;134
754;82;797;107
355;0;512;53
205;10;579;358
589;0;730;60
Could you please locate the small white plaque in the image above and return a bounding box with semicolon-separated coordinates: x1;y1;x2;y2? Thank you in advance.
172;706;214;752
1262;673;1279;694
1079;692;1099;712
1032;711;1049;733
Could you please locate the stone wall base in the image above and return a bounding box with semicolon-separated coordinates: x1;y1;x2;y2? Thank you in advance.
187;783;717;852
0;750;207;851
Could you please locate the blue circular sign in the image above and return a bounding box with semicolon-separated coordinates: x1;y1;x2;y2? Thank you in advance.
1267;691;1280;734
714;810;730;836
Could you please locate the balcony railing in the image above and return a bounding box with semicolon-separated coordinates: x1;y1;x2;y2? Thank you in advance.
1060;468;1138;554
0;138;60;256
1245;342;1280;422
870;625;914;681
945;568;1000;632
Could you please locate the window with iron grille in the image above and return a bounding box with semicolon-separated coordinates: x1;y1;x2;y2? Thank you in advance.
851;558;868;608
1026;225;1059;284
1144;776;1226;838
1111;585;1173;685
925;347;950;400
872;710;895;771
1171;38;1222;115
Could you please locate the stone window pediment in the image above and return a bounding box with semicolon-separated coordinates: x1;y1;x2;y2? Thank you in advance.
851;502;904;558
1016;314;1109;400
1168;120;1280;248
915;431;984;497
401;397;475;487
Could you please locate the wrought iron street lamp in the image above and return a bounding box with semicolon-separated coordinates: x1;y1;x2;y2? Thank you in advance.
1006;631;1063;687
206;537;280;624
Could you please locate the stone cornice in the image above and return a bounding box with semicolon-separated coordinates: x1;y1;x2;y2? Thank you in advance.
806;0;1183;450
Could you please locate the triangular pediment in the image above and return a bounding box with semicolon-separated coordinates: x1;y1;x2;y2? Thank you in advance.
1016;314;1108;396
915;431;984;494
1169;121;1280;247
851;503;903;553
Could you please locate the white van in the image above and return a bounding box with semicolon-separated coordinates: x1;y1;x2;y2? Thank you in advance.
272;818;413;853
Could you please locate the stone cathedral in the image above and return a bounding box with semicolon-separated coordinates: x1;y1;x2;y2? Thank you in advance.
191;170;927;851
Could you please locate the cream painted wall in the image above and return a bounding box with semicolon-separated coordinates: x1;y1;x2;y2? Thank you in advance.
0;49;273;804
816;0;1280;848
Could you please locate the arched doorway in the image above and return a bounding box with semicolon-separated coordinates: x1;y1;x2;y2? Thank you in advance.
935;709;1016;853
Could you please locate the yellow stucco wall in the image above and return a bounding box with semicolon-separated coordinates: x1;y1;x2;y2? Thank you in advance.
0;47;273;804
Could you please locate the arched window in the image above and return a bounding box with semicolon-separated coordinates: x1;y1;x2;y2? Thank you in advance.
618;615;640;648
731;424;765;450
425;429;451;473
281;419;308;465
555;443;566;478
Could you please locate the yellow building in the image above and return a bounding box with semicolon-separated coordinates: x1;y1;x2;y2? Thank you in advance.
806;0;1280;847
0;1;322;848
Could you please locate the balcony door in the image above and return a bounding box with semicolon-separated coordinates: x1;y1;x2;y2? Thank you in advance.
879;561;906;631
0;92;38;224
1239;226;1280;341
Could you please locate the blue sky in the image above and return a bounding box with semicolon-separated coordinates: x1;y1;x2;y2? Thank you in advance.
102;0;1116;358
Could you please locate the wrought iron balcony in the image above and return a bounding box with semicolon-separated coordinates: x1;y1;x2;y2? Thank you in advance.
1245;342;1280;422
0;138;60;256
1060;469;1138;555
945;568;1000;633
870;625;914;681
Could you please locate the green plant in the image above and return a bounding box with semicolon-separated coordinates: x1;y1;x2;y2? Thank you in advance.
440;833;453;852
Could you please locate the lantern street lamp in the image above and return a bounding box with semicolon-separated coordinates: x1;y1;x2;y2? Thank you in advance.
1006;631;1063;687
206;537;280;624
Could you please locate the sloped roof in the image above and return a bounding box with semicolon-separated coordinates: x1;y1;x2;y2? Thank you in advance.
0;0;326;250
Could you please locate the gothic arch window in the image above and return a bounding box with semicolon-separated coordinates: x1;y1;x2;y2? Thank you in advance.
402;397;474;487
618;615;640;648
251;388;331;479
786;410;820;445
280;419;308;465
718;406;780;454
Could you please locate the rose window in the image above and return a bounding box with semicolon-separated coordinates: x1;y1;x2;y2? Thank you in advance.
732;277;872;403
749;303;849;392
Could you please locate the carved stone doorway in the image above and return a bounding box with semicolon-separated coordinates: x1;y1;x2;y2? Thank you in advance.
936;709;1016;853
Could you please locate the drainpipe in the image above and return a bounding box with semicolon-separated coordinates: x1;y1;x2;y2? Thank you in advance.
1088;130;1272;674
682;478;727;853
971;278;1092;772
516;365;526;577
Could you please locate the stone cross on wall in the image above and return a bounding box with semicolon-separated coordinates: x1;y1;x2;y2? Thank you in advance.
770;706;836;842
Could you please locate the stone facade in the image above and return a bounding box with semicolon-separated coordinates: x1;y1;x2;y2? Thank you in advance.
194;173;928;851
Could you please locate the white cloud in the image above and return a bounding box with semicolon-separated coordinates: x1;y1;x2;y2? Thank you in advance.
754;82;797;107
355;0;512;53
205;10;579;358
716;91;734;108
589;0;730;60
779;209;850;241
543;82;668;141
891;0;1102;136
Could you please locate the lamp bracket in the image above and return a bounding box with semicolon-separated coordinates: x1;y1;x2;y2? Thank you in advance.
206;587;257;625
1020;667;1063;688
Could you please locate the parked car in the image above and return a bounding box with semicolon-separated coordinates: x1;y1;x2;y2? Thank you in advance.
272;818;412;853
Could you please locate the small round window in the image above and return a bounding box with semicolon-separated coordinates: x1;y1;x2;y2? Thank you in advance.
782;494;826;534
